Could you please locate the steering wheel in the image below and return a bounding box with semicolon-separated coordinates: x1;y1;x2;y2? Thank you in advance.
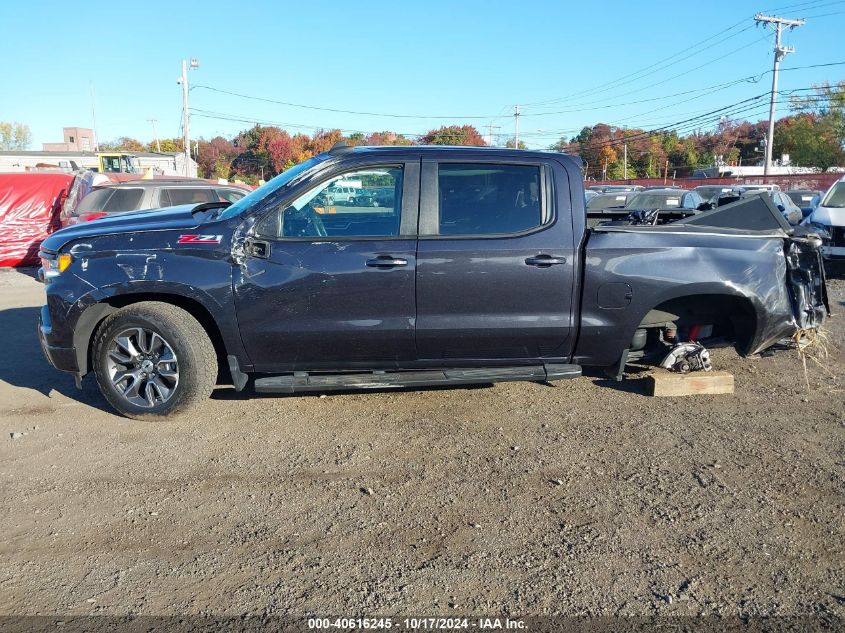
282;205;327;237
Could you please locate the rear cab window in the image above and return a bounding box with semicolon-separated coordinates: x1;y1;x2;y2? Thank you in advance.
435;163;548;236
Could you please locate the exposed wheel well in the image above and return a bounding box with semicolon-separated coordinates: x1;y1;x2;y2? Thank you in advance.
80;294;227;379
644;293;758;353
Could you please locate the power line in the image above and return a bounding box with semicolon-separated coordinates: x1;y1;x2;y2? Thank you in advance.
522;21;755;108
521;0;840;109
192;85;504;120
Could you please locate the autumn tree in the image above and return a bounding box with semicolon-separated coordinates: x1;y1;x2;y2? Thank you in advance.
365;131;415;146
99;137;146;152
197;136;237;179
791;80;845;139
147;138;184;153
773;112;845;170
421;125;486;146
0;122;32;150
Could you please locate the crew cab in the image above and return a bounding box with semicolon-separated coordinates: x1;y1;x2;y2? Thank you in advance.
37;145;829;419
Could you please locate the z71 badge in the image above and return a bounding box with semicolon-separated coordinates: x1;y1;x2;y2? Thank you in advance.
177;234;223;244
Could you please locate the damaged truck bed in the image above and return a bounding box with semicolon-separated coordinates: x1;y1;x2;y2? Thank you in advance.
36;146;828;418
583;193;829;377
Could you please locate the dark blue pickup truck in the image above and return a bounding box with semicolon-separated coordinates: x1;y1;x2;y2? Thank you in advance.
38;145;828;419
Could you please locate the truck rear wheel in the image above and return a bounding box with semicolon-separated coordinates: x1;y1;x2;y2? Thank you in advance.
92;302;217;420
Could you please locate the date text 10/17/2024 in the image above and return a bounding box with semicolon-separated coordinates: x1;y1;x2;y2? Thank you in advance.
307;617;527;630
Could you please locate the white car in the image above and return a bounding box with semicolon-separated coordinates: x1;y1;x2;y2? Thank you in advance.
803;176;845;262
325;185;358;204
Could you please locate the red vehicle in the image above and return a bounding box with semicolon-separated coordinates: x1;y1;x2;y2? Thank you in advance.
0;173;79;267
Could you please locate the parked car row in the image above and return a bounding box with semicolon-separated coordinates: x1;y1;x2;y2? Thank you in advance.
585;182;817;227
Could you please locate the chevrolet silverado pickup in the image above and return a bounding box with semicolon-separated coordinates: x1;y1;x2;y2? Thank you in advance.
38;145;829;419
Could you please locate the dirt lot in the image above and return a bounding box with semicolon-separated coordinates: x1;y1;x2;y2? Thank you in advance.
0;268;843;620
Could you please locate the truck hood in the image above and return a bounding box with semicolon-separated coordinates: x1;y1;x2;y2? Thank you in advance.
41;205;206;252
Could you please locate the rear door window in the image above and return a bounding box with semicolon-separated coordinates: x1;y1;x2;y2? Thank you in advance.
163;188;215;205
436;163;546;235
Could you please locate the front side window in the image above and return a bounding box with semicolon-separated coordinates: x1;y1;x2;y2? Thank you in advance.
437;163;545;235
257;165;404;238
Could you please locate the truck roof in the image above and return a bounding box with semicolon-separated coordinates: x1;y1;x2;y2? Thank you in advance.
327;144;584;168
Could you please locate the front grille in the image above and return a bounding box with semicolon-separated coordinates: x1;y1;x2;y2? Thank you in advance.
830;226;845;247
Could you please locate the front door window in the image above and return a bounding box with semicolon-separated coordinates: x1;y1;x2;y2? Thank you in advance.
257;166;404;239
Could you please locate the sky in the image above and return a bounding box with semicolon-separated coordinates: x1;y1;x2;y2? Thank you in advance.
2;0;844;150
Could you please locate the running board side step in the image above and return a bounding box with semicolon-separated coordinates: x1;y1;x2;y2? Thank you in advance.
253;364;581;394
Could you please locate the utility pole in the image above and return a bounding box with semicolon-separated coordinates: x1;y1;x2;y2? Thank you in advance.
178;58;199;176
514;105;520;150
623;138;628;181
486;124;501;147
90;81;99;152
755;13;804;178
148;119;161;152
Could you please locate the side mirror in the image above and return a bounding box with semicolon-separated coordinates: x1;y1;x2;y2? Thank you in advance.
776;204;785;213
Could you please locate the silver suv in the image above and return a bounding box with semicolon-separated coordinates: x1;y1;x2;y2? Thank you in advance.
70;179;248;224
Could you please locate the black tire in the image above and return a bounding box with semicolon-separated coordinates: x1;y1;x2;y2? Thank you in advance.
92;302;217;420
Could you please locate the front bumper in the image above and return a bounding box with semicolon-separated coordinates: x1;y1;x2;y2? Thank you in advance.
821;245;845;261
38;305;79;373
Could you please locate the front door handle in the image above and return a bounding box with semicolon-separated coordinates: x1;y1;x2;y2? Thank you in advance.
366;255;408;268
525;255;566;267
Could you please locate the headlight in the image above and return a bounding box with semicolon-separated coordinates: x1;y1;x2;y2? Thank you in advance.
40;253;73;280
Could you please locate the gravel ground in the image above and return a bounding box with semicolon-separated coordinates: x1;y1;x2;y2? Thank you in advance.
0;268;843;619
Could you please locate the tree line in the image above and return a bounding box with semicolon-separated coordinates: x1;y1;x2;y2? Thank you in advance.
556;81;844;179
4;81;841;182
101;81;845;182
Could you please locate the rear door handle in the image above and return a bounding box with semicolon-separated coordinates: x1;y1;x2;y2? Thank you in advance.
366;256;408;268
525;255;566;267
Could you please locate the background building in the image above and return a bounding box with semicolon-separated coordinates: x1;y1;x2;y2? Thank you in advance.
42;127;95;153
0;150;197;177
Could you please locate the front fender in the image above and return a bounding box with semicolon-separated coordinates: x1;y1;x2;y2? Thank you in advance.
48;242;251;376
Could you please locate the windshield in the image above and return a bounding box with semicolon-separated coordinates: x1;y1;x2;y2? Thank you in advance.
786;191;818;205
218;156;326;219
625;192;682;209
820;182;845;208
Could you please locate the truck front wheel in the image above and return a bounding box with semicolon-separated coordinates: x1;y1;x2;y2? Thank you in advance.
92;302;217;420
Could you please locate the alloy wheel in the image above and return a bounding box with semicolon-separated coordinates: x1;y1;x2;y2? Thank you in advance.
106;327;179;408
